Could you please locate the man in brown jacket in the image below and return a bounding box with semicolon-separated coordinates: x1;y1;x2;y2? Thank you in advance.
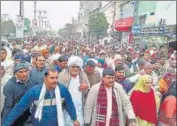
84;60;101;88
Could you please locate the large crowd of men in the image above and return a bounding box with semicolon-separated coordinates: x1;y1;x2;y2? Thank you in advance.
0;37;176;126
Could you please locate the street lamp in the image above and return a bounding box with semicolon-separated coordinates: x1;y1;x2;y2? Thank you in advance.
36;10;46;33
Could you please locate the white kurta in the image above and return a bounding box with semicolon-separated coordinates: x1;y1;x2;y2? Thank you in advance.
1;73;12;112
1;59;13;70
65;75;84;126
106;87;112;126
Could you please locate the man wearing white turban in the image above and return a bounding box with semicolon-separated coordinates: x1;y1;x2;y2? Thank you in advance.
58;56;90;126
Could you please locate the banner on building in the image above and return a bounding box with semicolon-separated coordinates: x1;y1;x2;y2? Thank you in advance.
132;25;176;36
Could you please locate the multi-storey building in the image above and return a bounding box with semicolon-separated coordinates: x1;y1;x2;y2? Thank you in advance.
114;1;135;44
77;1;102;40
132;1;176;46
114;1;176;47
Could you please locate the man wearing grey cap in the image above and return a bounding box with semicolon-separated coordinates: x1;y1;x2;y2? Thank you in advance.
2;62;39;126
84;68;136;126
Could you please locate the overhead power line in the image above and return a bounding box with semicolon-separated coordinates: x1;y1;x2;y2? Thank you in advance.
100;1;114;13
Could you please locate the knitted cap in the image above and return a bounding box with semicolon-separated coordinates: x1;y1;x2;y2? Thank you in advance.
14;62;29;74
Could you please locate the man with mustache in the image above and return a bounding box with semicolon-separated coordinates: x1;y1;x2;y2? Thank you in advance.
84;68;136;126
3;68;79;126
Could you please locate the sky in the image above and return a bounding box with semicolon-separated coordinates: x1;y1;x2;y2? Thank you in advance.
1;1;80;30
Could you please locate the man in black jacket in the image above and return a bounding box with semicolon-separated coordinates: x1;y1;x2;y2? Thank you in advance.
2;61;39;126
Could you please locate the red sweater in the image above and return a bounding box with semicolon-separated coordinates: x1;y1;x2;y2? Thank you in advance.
130;89;157;125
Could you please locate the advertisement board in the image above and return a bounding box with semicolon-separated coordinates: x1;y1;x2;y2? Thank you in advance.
132;25;176;36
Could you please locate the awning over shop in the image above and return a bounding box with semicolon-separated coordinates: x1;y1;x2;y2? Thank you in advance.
115;17;134;32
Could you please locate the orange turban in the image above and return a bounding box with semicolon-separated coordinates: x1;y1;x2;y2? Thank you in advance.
41;49;49;56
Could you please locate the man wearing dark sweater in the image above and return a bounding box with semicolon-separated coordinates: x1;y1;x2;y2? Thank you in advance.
2;62;39;126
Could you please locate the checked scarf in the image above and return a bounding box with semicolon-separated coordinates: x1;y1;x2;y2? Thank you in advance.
96;81;119;126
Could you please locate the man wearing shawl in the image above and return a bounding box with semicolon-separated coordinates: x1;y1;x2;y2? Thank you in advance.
84;68;136;126
3;68;79;126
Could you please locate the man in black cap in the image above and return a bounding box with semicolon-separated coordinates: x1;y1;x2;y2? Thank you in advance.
84;60;101;88
2;62;39;126
84;68;136;126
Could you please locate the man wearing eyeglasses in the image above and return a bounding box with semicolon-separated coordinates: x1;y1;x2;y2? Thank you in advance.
58;56;90;126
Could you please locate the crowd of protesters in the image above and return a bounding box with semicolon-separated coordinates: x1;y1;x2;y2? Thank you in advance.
0;37;176;126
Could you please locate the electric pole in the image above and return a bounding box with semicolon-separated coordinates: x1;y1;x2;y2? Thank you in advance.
34;1;37;19
32;1;37;36
111;1;116;32
38;10;42;33
133;1;139;26
20;1;24;17
16;1;24;39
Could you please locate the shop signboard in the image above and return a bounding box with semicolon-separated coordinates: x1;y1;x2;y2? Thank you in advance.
132;25;141;34
132;25;176;36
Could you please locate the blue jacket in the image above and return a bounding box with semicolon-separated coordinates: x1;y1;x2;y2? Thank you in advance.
116;79;132;93
30;67;48;84
3;83;77;126
55;66;62;73
2;76;39;125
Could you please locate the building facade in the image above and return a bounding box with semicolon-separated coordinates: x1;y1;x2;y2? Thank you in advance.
133;1;176;46
114;1;135;44
77;1;102;40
